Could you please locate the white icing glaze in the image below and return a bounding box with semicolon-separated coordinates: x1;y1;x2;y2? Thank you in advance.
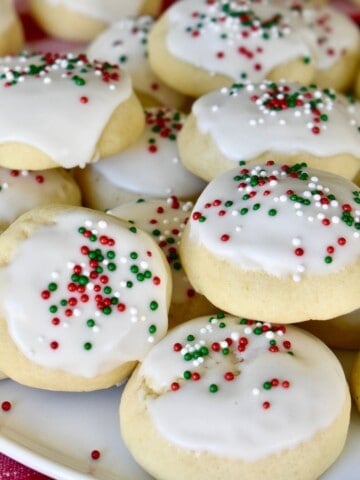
187;163;360;280
166;0;313;82
110;197;197;304
192;81;360;160
87;17;186;109
0;0;15;32
43;0;145;22
303;5;360;69
0;53;132;169
140;314;347;460
93;107;206;198
0;209;171;377
165;0;359;82
0;167;80;229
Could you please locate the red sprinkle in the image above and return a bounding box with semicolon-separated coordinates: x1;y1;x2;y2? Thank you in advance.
1;401;11;412
91;450;101;460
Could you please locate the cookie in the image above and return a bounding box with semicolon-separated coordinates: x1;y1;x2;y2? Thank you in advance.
299;308;360;350
87;16;188;110
178;81;360;182
75;107;206;211
0;52;145;171
179;162;360;324
309;4;360;93
148;0;315;97
29;0;163;42
0;167;81;233
109;198;215;328
0;205;172;391
0;0;24;56
120;314;351;480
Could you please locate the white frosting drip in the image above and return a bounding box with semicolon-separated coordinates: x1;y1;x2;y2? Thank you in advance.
43;0;145;22
110;198;196;304
165;0;359;81
0;167;79;228
0;53;132;169
140;315;347;460
192;81;360;159
87;17;186;109
0;0;15;32
0;210;170;377
187;164;360;279
93;107;206;198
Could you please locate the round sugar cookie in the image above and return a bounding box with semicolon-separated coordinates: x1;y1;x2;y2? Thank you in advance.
109;198;215;328
75;107;206;211
0;167;81;233
0;0;24;56
0;205;172;391
148;0;316;98
178;81;360;183
87;16;188;110
307;4;360;93
299;308;360;350
179;162;360;324
29;0;162;42
0;52;145;171
351;352;360;411
120;314;351;480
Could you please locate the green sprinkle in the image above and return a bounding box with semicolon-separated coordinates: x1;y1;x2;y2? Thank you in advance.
150;300;159;311
148;324;157;334
209;384;218;393
84;342;92;350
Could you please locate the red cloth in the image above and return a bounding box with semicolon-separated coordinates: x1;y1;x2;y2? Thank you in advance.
0;453;52;479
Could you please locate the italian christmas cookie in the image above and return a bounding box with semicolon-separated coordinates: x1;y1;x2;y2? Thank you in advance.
351;352;360;412
87;16;188;110
0;52;145;171
148;0;315;97
0;204;171;391
29;0;163;42
0;0;24;56
178;81;360;183
0;167;82;233
109;198;215;328
75;107;206;211
179;162;360;324
307;3;360;93
299;308;360;350
120;314;351;480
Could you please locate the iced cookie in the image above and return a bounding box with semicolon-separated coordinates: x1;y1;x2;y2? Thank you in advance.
109;198;215;328
178;81;360;182
29;0;163;42
0;167;81;233
0;205;171;391
148;0;315;97
75;107;206;211
0;52;145;171
179;162;360;324
87;16;188;110
307;4;360;93
120;314;351;480
0;0;24;56
299;308;360;350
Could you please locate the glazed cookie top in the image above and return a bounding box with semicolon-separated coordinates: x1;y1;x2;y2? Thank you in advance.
87;17;186;109
0;167;81;230
0;207;171;377
187;162;360;280
191;81;360;159
0;0;16;32
164;0;358;82
110;197;198;304
139;314;347;460
305;4;360;70
43;0;146;22
0;52;132;169
93;107;206;198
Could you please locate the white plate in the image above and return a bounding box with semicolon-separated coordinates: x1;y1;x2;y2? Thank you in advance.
0;351;359;480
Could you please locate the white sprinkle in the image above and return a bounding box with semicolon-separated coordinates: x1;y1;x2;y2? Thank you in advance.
252;388;260;396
